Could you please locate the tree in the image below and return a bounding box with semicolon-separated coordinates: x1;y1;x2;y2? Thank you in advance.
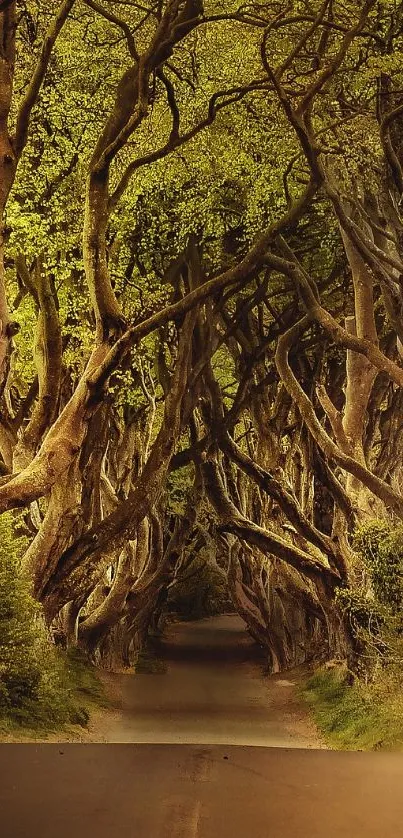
1;1;403;672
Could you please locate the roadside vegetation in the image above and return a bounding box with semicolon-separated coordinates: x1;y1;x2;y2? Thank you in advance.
0;514;104;737
303;667;403;751
303;521;403;750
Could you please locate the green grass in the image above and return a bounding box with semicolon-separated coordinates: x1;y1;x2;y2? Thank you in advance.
0;647;107;739
302;667;403;751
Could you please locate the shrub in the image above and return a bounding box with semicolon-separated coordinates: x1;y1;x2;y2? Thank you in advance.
0;514;42;713
0;513;102;731
304;521;403;750
353;521;403;612
334;521;403;670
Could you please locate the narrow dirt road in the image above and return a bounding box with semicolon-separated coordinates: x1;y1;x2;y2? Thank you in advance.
101;614;322;747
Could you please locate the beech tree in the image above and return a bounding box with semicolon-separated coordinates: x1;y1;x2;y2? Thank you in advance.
1;1;403;671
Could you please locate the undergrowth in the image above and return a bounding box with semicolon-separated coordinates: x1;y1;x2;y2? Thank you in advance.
303;668;403;751
0;513;105;736
303;521;403;751
0;647;105;737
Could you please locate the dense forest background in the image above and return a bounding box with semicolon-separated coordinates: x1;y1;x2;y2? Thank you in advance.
2;0;403;731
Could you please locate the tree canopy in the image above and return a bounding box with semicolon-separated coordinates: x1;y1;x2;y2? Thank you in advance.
1;0;403;672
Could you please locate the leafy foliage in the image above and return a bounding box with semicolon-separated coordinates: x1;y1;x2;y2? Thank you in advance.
353;521;403;613
306;521;403;749
0;514;41;711
0;513;101;730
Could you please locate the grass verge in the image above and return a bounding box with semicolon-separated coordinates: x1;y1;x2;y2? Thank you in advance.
302;667;403;751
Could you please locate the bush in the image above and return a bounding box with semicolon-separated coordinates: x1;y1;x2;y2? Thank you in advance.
353;521;403;612
303;521;403;750
0;514;42;713
332;521;403;672
0;513;102;731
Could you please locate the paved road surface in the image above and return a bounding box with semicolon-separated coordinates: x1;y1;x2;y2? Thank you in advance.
1;743;403;837
102;614;320;746
2;615;403;836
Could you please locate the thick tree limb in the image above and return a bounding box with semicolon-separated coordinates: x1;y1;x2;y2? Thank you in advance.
13;260;62;469
275;316;403;518
0;181;315;513
219;429;347;578
41;310;197;618
202;459;340;589
14;0;76;159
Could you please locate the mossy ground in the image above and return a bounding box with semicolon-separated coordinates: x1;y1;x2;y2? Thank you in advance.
302;667;403;751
